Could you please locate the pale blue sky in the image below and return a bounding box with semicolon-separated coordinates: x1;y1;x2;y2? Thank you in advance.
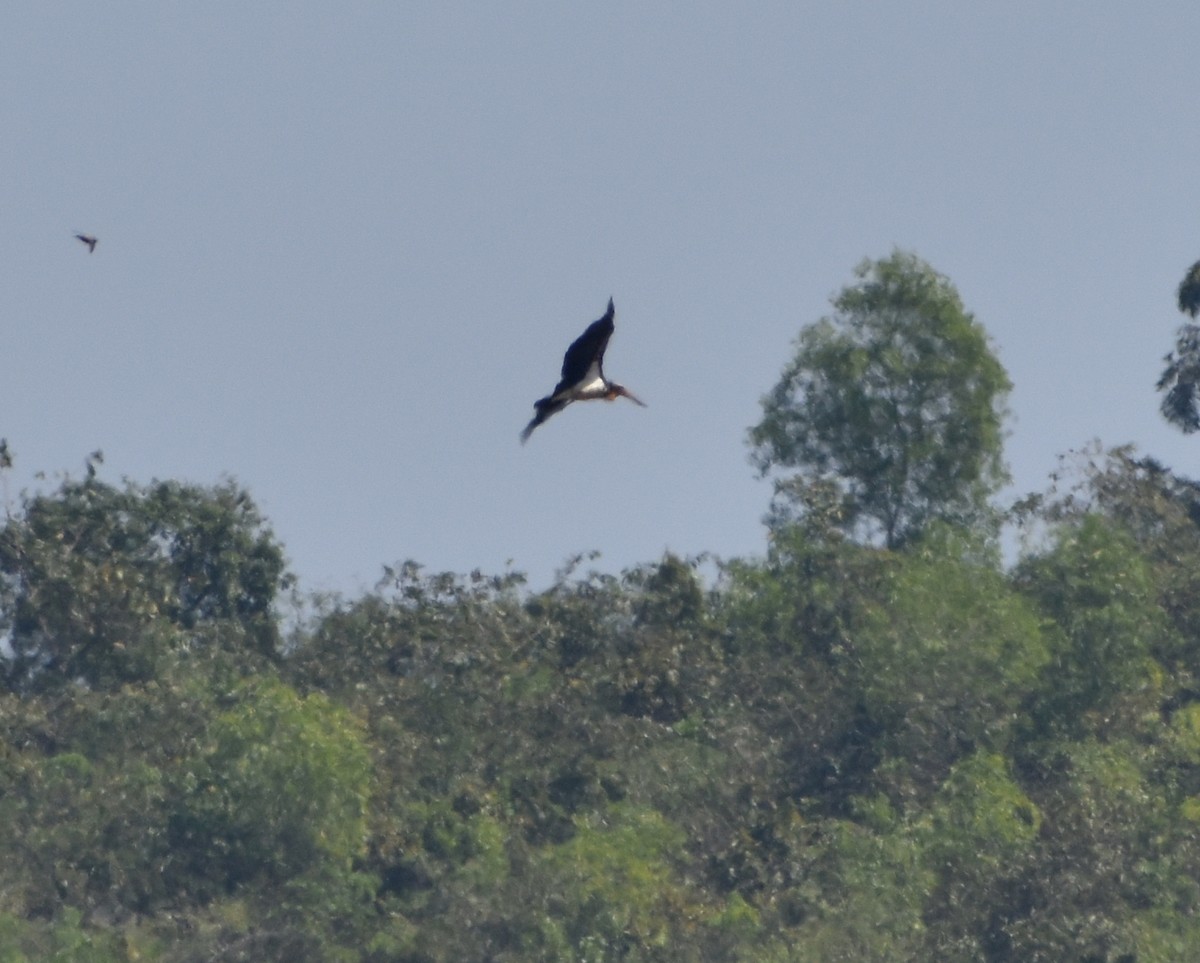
3;4;1198;593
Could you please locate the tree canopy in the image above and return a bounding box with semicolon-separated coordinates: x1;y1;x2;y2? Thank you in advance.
1158;258;1200;433
749;250;1011;548
0;477;290;693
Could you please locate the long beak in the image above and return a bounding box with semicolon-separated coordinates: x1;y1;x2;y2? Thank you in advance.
616;385;647;407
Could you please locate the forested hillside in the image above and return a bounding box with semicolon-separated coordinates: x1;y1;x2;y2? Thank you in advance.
3;256;1200;961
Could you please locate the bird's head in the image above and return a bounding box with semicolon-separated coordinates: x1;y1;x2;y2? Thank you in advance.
607;383;647;407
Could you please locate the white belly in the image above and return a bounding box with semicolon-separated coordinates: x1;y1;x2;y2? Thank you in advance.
576;376;608;398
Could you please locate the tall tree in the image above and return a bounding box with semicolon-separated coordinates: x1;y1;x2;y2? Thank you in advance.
1158;258;1200;433
749;251;1011;548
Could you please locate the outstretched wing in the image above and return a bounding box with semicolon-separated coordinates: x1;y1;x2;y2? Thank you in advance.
555;298;614;394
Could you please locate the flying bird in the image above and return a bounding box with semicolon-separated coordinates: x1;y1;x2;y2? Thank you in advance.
74;234;97;253
521;297;646;444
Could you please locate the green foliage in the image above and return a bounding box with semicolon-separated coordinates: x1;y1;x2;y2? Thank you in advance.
714;532;888;827
1159;259;1200;432
922;752;1040;957
1033;446;1200;670
1179;259;1200;318
0;699;175;921
929;753;1040;866
786;811;931;962
1016;514;1165;733
855;527;1049;794
535;804;689;957
750;250;1011;548
172;678;371;890
4;447;1200;961
1004;738;1200;961
0;907;132;963
1159;324;1200;433
0;478;291;692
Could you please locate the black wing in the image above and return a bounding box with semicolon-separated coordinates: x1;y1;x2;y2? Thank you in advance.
520;394;570;444
556;298;614;391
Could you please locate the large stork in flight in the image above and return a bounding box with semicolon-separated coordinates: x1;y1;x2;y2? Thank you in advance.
520;297;646;443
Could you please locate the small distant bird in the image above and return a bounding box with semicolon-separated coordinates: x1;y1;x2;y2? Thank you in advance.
521;297;647;444
74;234;97;253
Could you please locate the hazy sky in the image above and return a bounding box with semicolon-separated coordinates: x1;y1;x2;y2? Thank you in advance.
4;4;1198;594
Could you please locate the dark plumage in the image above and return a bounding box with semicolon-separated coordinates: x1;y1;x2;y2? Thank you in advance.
74;234;97;253
521;298;646;443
